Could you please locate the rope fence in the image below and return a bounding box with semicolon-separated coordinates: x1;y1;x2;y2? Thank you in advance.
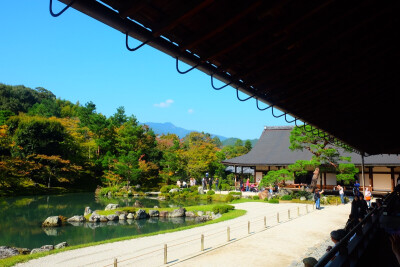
102;204;316;266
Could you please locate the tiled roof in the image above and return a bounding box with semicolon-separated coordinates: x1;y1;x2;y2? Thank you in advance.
223;127;400;166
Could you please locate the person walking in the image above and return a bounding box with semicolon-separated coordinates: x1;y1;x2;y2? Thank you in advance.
209;176;213;190
353;180;360;196
336;185;345;204
314;188;324;210
246;178;250;192
239;179;243;191
202;177;206;190
364;186;372;207
215;177;220;192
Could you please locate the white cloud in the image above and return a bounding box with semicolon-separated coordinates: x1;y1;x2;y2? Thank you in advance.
154;99;174;108
188;109;194;114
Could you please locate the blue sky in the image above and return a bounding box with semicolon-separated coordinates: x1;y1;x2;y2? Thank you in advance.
0;1;293;140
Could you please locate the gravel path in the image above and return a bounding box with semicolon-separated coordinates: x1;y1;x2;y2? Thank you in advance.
16;202;350;267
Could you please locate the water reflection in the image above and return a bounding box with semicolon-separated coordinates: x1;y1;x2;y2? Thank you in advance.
0;193;206;249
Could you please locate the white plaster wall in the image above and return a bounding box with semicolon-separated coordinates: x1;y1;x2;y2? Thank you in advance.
326;173;337;185
285;179;294;185
373;174;392;191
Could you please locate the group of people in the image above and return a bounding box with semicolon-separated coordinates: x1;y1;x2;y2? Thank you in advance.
202;175;220;191
238;178;258;192
176;177;197;188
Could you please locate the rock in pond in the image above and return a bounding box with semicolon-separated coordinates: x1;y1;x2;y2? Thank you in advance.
149;210;159;217
195;215;210;223
169;208;186;217
135;209;149;220
159;211;169;217
42;216;61;227
185;211;196;217
197;211;204;216
67;215;86;223
99;215;108;222
89;214;100;222
55;242;68;249
105;204;119;210
119;213;127;220
84;207;92;216
107;214;119;221
127;213;134;219
41;245;54;250
0;246;19;259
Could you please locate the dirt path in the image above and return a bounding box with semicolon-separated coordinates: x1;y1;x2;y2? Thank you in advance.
16;202;350;267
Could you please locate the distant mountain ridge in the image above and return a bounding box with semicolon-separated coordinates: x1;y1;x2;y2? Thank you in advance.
142;122;258;147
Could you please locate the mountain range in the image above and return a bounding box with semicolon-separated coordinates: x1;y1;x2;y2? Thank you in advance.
142;122;258;147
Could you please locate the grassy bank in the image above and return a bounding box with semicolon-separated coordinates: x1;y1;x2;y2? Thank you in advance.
0;206;246;267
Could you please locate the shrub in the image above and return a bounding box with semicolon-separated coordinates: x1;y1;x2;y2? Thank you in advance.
225;194;234;202
220;183;230;191
253;195;260;200
160;185;178;193
212;204;235;214
268;198;279;204
206;195;212;202
190;185;199;192
228;191;242;196
207;190;215;195
280;195;292;200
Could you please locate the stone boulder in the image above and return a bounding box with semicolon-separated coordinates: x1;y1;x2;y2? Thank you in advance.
105;204;119;210
127;213;134;219
134;200;144;207
42;227;59;236
185;211;196;217
169;208;186;217
42;216;61;227
134;209;149;220
15;248;31;255
198;187;204;195
153;206;159;209
169;188;179;193
195;215;210;223
107;214;119;221
157;196;166;201
277;188;291;197
99;215;108;222
197;211;204;216
119;213;127;220
300;196;306;201
30;247;52;254
41;245;54;250
55;242;68;249
0;246;19;259
159;211;169;217
84;207;92;216
149;210;159;217
89;214;100;222
67;215;86;223
258;190;269;200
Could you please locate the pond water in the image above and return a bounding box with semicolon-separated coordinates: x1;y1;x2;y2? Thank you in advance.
0;193;208;249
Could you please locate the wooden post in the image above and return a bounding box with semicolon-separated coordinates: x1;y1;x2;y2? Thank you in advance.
114;258;117;267
248;221;250;234
164;244;167;264
297;206;300;216
277;212;280;223
288;209;290;220
227;227;230;242
264;216;266;228
201;234;204;251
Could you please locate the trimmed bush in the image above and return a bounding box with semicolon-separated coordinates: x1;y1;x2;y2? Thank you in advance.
268;198;279;204
253;195;260;200
225;194;234;202
160;185;178;193
207;190;215;195
228;191;242;196
221;183;230;191
212;204;235;214
190;185;199;192
280;195;292;200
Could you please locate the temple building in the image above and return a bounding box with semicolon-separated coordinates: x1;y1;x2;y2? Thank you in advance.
222;126;400;193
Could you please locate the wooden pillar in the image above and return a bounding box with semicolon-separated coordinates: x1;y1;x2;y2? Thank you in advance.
369;167;374;190
234;165;237;189
323;172;327;189
320;172;323;189
391;167;395;191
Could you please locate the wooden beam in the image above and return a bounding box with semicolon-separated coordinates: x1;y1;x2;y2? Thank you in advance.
369;167;374;189
183;1;262;51
391;167;395;191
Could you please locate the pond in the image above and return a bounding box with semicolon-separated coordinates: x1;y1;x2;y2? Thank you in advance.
0;193;208;249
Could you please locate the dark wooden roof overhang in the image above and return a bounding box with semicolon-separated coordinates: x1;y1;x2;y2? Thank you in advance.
57;0;400;155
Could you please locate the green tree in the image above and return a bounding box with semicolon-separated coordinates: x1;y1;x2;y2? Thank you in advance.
245;140;252;151
289;126;358;187
260;169;293;187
